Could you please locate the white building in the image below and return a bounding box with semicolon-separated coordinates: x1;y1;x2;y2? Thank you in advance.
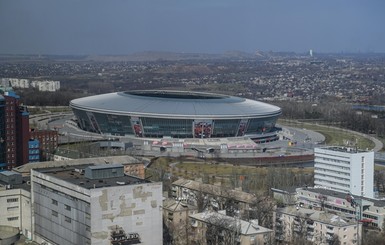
314;146;374;198
31;164;162;245
0;171;33;240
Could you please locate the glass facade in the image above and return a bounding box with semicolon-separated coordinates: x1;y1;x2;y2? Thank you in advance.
72;110;279;140
245;117;277;135
141;118;193;138
211;119;240;138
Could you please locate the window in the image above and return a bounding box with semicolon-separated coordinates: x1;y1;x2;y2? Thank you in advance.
65;205;71;211
52;199;58;205
7;216;19;221
7;206;19;211
52;210;58;217
64;216;71;223
7;198;18;203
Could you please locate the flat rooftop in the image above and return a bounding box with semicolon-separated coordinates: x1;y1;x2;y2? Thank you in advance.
277;206;356;227
297;187;385;207
0;176;31;192
13;155;142;175
35;164;150;189
317;146;369;154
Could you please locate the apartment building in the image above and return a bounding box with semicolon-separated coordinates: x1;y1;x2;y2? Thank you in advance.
296;187;385;230
1;91;29;169
172;178;255;216
190;211;273;245
314;146;374;198
275;206;361;245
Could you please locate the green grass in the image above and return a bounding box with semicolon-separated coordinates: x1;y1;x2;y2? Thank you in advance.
280;119;376;150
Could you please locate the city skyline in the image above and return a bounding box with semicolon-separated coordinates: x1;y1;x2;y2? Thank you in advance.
1;0;385;55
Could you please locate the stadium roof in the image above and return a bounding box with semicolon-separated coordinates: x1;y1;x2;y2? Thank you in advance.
70;90;281;119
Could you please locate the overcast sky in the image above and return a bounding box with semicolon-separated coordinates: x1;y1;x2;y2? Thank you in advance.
1;0;384;55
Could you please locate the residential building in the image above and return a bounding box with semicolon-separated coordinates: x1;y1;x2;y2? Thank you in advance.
0;91;30;169
29;129;58;161
190;211;273;245
296;187;385;229
31;163;163;245
172;178;255;217
0;95;6;169
28;139;40;163
162;199;198;244
314;146;374;198
275;206;361;245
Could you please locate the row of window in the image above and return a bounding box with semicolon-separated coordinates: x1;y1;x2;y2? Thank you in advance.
7;198;18;203
7;216;18;221
314;167;350;177
314;178;350;188
51;210;90;229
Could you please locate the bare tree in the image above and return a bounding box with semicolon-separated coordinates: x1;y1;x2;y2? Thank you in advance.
246;195;275;228
290;214;312;245
205;214;241;245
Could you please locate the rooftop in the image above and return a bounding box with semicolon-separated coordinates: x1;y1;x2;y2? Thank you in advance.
125;90;228;100
297;187;385;208
34;164;150;189
316;146;370;154
70;90;281;119
172;178;255;204
277;206;356;227
13;155;142;175
190;211;273;235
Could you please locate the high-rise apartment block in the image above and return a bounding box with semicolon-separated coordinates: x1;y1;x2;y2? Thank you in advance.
314;146;374;198
0;91;29;170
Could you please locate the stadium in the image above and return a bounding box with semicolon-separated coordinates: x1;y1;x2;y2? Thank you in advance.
70;90;282;142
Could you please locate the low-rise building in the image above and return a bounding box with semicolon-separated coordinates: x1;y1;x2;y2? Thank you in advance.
162;199;198;244
0;171;33;240
190;211;273;245
296;187;385;230
275;206;361;245
172;178;255;216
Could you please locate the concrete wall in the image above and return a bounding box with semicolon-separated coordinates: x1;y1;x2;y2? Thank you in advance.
90;182;163;245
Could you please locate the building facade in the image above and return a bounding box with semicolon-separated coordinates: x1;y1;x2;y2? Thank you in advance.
190;211;273;245
0;95;6;169
1;91;30;169
28;139;40;163
0;171;33;240
296;187;385;230
314;146;374;198
31;164;163;245
275;206;361;245
29;129;58;161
